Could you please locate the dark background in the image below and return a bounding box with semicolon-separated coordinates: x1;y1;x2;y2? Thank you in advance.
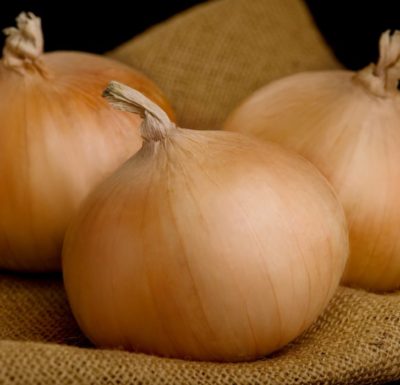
1;0;400;70
0;0;205;56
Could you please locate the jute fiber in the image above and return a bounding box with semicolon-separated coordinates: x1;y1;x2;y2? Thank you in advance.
108;0;342;130
1;274;400;384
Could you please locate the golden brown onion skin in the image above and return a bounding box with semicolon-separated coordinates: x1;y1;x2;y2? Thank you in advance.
63;128;348;362
0;52;174;271
224;70;400;291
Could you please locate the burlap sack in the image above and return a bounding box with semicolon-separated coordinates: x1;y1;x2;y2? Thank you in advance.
1;273;400;384
108;0;342;130
1;1;400;384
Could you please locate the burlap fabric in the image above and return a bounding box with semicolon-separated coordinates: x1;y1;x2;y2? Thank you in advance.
1;1;400;384
108;0;341;130
1;274;400;384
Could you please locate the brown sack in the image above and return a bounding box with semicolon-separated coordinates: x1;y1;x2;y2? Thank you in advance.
1;273;400;384
108;0;341;130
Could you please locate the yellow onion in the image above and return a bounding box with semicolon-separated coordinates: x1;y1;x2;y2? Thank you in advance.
224;31;400;292
62;81;348;362
0;12;174;271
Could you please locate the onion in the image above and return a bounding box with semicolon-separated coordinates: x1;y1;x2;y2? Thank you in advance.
62;81;348;362
224;31;400;292
0;12;174;271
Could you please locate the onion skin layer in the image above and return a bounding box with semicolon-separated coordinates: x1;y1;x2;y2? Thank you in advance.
63;121;348;362
224;69;400;292
0;51;174;271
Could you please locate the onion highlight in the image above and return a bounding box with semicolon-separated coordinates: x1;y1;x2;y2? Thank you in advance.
63;81;349;362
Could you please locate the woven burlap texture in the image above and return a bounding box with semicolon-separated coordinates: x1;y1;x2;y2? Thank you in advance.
1;274;400;385
108;0;341;130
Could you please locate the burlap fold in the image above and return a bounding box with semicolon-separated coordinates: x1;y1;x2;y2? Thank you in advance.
108;0;341;130
1;274;400;384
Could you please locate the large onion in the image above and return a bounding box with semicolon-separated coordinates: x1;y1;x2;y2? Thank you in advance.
62;81;348;362
224;31;400;292
0;12;174;271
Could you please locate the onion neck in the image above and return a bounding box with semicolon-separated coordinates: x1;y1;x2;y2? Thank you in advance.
2;12;48;76
354;30;400;98
103;81;175;142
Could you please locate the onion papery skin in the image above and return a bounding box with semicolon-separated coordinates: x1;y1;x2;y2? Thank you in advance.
63;125;348;362
224;69;400;292
0;51;174;271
